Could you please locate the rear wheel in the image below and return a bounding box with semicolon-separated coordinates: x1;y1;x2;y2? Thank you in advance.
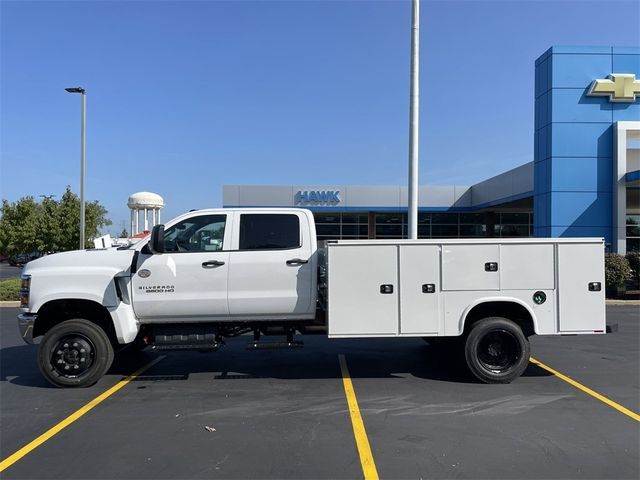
38;319;114;388
464;317;529;384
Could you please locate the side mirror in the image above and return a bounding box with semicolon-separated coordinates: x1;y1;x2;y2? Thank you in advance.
149;224;165;254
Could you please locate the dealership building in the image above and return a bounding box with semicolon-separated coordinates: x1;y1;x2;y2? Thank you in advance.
224;46;640;253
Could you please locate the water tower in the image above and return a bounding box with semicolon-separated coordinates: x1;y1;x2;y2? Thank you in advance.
128;192;164;235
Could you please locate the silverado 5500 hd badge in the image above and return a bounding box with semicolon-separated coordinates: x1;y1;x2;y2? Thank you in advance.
138;285;175;293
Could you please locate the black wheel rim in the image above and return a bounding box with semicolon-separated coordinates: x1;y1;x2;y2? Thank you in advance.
50;334;96;378
477;329;520;373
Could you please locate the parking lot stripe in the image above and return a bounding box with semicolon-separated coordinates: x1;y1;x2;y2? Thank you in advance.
0;355;165;473
530;356;640;422
338;354;379;480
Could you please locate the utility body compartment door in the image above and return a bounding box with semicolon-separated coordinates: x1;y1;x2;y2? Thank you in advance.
557;243;605;332
399;245;440;335
500;244;555;290
328;244;398;336
441;244;500;291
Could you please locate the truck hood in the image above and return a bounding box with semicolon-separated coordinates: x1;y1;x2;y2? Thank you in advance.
23;248;137;277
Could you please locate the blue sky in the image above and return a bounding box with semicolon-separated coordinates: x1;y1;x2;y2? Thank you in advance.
1;0;639;235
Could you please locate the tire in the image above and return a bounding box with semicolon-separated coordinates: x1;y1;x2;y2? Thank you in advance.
38;319;114;388
464;317;530;384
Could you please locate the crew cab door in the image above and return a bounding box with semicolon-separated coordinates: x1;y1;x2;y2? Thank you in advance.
227;212;314;318
132;214;230;321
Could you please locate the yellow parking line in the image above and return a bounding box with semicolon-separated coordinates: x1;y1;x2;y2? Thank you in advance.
530;356;640;422
0;355;165;472
338;354;379;480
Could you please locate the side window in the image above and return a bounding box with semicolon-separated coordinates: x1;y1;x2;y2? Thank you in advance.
163;215;226;252
239;214;300;250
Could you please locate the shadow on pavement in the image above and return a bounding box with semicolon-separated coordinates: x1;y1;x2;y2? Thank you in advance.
1;336;551;389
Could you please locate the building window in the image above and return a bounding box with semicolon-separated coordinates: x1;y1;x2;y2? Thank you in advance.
495;212;532;237
459;213;487;238
315;210;532;241
430;213;460;238
460;224;486;237
314;212;368;241
375;213;406;238
627;215;640;252
341;213;368;239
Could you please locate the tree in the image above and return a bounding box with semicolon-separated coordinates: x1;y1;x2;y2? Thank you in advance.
39;195;62;252
604;253;632;291
119;228;129;238
0;186;112;255
0;197;40;256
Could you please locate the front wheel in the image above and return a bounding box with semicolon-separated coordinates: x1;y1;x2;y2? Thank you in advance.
38;319;114;388
464;317;530;384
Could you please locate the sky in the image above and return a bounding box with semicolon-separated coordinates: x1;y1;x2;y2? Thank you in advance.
1;0;639;235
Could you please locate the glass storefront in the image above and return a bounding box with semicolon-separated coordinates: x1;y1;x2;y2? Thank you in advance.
627;214;639;252
314;212;368;241
313;211;533;241
494;213;533;238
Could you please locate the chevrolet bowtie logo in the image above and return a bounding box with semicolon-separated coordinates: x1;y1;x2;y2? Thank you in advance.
587;73;640;102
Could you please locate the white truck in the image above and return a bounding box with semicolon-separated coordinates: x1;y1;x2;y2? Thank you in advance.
18;208;607;387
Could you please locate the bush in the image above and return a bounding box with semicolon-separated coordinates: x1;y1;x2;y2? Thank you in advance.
626;252;640;284
0;278;20;301
605;253;632;290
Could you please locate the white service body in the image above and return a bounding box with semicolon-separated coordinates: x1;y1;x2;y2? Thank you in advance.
326;239;605;337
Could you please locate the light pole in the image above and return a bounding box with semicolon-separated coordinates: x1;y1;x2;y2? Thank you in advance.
65;87;86;249
407;0;420;239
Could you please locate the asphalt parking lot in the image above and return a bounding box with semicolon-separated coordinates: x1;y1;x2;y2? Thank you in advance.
0;264;22;280
1;306;638;479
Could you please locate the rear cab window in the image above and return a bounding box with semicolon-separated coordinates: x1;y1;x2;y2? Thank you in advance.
239;214;300;250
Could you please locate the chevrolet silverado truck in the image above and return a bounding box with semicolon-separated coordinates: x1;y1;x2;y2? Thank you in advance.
18;208;606;387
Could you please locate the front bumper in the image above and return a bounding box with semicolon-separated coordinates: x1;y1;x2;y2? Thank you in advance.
18;313;37;345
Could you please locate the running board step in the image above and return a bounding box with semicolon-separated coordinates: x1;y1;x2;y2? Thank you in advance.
149;329;221;352
246;341;304;350
151;343;221;352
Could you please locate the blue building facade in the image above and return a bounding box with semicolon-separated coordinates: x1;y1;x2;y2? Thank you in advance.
533;46;640;246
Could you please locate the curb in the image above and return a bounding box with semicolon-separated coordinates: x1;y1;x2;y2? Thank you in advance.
0;301;20;307
605;300;640;305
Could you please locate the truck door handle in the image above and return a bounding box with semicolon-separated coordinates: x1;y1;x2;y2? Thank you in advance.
286;258;308;265
202;260;225;268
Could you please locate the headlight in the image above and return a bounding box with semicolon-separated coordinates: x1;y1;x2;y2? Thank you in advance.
20;275;31;308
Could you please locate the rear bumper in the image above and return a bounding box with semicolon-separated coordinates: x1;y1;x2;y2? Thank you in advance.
18;313;37;344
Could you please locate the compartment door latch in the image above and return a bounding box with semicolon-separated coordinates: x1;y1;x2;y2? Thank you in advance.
484;262;498;272
588;282;601;292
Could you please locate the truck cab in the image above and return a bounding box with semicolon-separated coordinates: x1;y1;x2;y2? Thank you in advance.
19;208;319;388
132;208;318;323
